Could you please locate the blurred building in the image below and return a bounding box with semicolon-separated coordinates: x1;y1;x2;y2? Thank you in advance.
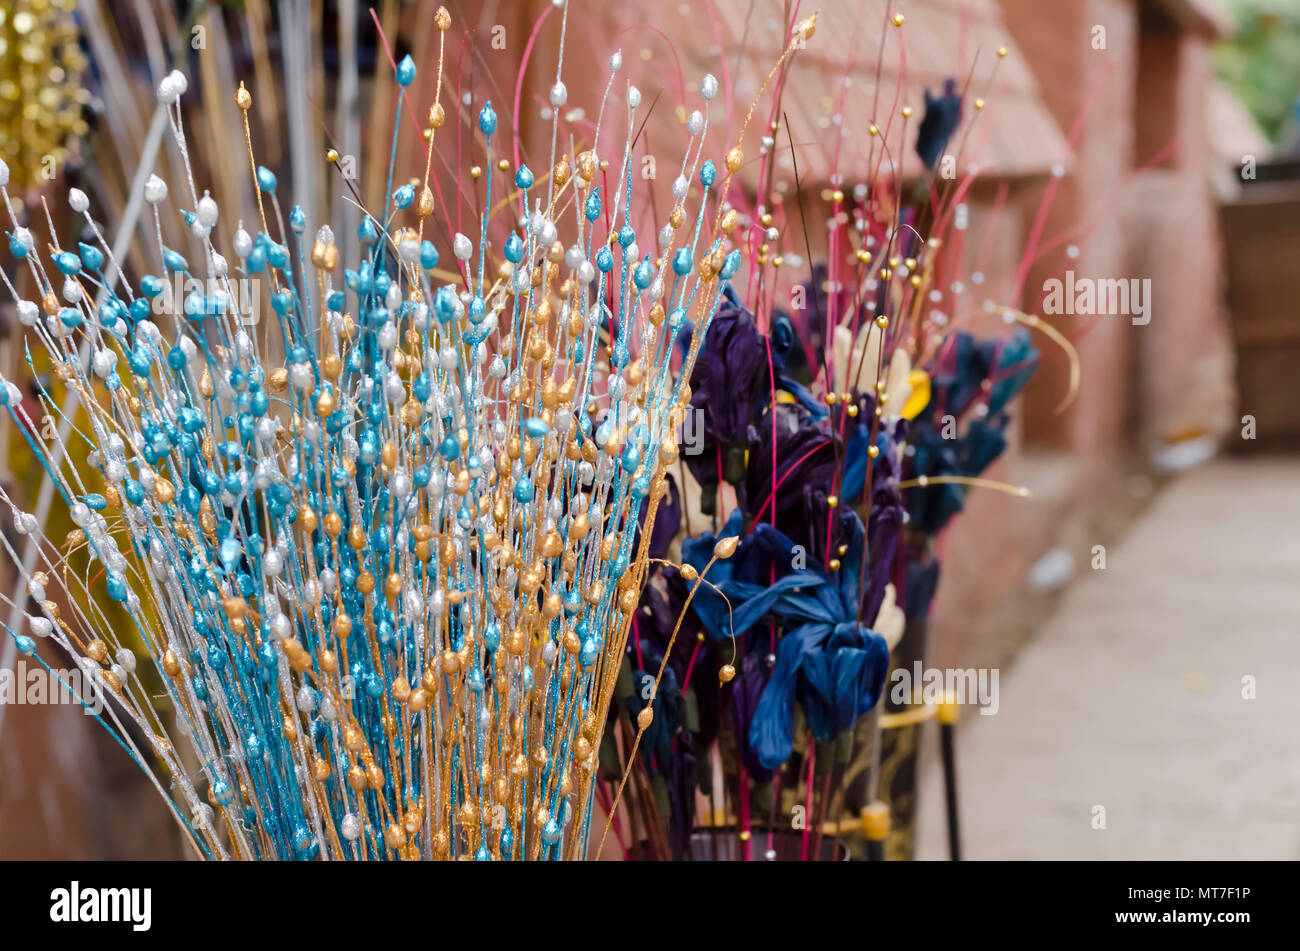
609;0;1254;669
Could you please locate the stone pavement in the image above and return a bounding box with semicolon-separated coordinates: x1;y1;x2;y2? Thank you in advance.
915;457;1300;860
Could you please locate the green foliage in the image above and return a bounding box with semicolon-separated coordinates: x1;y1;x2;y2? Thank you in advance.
1216;1;1300;143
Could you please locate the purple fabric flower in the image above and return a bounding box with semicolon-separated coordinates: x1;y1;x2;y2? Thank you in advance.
743;402;841;553
684;285;771;508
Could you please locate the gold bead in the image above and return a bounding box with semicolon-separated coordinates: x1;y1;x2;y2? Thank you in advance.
435;6;451;30
392;676;411;702
343;724;364;751
235;84;252;110
283;639;311;672
325;148;339;163
892;13;905;26
725;146;744;173
719;664;736;684
713;536;738;559
636;706;654;730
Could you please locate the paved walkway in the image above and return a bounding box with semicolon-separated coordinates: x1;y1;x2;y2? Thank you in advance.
916;458;1300;860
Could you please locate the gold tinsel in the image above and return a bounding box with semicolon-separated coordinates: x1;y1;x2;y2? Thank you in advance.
0;0;89;190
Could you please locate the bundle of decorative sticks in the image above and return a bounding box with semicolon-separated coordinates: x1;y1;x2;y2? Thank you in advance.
0;4;830;860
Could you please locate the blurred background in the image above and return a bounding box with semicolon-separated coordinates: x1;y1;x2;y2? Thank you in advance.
0;0;1297;859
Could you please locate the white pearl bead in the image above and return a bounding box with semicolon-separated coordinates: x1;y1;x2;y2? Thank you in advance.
144;174;168;204
341;813;362;841
196;193;218;227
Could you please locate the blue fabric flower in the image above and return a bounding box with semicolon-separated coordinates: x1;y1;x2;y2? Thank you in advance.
681;513;890;769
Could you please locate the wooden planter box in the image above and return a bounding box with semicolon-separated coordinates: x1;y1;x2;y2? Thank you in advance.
1220;167;1300;451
